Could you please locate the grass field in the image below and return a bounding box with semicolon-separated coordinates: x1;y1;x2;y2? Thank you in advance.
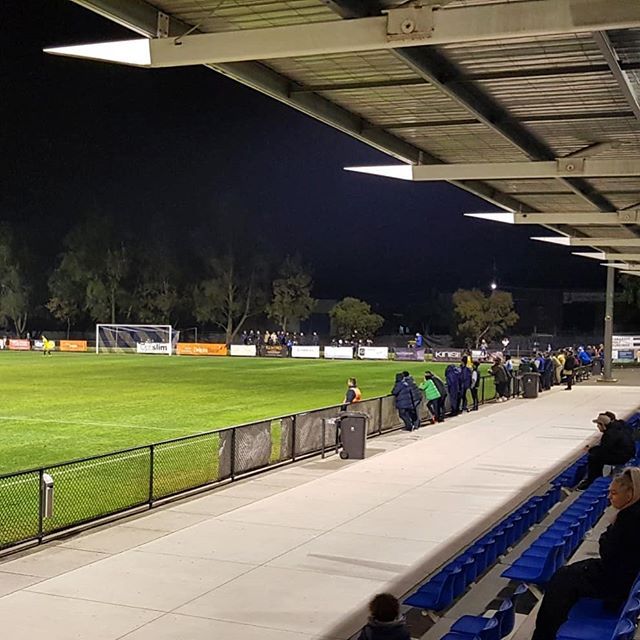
0;352;492;475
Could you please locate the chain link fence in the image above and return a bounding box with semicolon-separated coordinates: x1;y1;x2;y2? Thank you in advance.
0;375;518;555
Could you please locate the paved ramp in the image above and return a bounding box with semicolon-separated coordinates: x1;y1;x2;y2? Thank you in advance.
0;385;638;639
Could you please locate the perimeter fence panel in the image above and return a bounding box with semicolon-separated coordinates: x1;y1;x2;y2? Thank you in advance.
295;406;340;457
234;421;273;475
43;449;150;534
380;395;403;431
153;432;220;500
277;417;293;463
350;398;382;435
0;471;40;549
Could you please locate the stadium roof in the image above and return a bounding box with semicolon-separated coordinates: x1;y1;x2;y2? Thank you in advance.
56;0;640;271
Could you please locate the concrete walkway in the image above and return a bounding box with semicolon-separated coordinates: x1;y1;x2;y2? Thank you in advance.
1;385;638;640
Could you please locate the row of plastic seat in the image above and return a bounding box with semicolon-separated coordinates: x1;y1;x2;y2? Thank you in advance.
404;485;561;612
551;454;588;490
556;574;640;640
438;584;528;640
501;476;611;586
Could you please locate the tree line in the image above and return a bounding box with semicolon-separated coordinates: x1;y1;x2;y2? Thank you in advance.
0;218;384;342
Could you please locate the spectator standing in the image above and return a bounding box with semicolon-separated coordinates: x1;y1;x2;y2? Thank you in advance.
469;361;481;411
391;373;419;431
542;352;554;391
358;593;411;640
532;468;640;640
415;333;424;349
503;354;514;397
577;413;635;489
563;349;577;390
428;371;447;422
552;351;562;386
419;372;441;423
459;355;472;412
490;357;509;402
403;371;423;429
445;364;461;416
343;377;362;407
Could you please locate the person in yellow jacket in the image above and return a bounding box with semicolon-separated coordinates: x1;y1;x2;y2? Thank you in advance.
41;335;54;356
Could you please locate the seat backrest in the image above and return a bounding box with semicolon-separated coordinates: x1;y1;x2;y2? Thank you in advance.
477;616;500;640
544;543;565;582
612;617;635;640
495;597;515;637
622;596;640;621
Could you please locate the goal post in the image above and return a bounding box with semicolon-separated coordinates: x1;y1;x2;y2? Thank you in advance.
95;324;177;355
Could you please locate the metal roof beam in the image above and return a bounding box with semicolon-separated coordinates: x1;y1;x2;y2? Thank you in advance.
594;31;640;122
346;158;640;181
465;211;640;225
49;0;640;67
574;252;640;261
534;236;640;247
292;62;640;93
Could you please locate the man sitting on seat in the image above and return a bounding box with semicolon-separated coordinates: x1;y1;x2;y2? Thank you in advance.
577;413;635;490
532;468;640;640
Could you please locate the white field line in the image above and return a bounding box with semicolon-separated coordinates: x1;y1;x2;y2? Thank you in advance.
0;415;193;432
0;436;219;487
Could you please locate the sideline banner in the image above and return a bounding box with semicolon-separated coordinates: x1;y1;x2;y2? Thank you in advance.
394;348;425;362
358;346;389;360
136;342;171;354
261;344;288;358
177;342;227;356
432;349;463;362
291;345;320;359
60;340;88;352
9;339;30;351
324;346;353;360
230;344;257;357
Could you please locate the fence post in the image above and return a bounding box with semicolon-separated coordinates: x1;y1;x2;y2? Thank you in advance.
38;468;44;543
481;376;485;405
291;415;297;462
148;444;155;507
378;397;383;434
230;428;237;481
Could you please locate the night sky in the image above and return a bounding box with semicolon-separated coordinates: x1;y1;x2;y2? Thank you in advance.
2;0;607;308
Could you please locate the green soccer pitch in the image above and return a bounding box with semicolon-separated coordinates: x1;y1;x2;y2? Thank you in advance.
0;352;493;475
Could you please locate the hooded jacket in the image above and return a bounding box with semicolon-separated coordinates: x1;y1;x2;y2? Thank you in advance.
358;617;411;640
392;377;417;410
599;422;636;463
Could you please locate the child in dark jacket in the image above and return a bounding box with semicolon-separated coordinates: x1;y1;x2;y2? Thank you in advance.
358;593;411;640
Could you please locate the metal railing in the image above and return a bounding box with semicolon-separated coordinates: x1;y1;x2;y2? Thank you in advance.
0;376;507;555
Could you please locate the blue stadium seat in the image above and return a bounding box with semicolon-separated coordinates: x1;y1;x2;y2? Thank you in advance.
440;616;500;640
556;615;637;640
404;567;461;611
501;541;565;585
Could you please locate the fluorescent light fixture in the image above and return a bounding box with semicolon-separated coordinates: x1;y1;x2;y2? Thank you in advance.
573;252;606;259
44;39;151;66
621;271;640;277
465;212;515;224
344;165;413;180
531;236;571;246
602;263;640;270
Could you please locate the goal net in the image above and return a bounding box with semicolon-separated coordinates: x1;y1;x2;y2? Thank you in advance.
96;324;178;355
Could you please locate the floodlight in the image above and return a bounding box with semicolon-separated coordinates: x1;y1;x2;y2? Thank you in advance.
44;39;151;66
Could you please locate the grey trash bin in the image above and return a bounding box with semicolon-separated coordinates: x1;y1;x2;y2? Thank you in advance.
338;412;368;459
522;372;540;399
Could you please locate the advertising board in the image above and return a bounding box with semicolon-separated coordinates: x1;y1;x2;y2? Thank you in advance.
261;344;288;358
394;348;425;362
358;346;389;360
291;345;321;359
432;349;463;362
177;343;227;356
324;346;354;360
136;342;171;354
60;340;88;352
230;344;257;357
9;339;30;351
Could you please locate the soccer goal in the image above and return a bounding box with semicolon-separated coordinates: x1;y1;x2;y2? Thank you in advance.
95;324;178;355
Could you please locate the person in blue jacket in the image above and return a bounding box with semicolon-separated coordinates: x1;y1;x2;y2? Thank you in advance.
391;372;420;431
577;346;592;365
459;355;472;412
445;364;461;416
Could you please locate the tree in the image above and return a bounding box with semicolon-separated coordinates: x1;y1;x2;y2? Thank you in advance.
267;257;315;331
51;218;131;325
330;297;384;339
0;229;31;337
453;288;519;348
47;265;84;338
194;251;268;344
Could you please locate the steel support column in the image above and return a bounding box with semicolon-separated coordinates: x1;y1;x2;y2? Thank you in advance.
602;266;617;383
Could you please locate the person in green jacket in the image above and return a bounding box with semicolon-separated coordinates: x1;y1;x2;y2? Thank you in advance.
419;372;442;424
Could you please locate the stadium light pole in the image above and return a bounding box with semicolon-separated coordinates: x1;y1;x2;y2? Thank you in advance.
601;266;617;383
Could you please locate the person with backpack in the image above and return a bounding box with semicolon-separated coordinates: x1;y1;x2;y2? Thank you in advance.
419;371;441;423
